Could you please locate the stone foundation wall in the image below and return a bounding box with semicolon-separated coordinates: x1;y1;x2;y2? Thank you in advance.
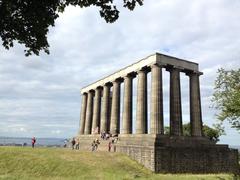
116;135;239;174
155;146;239;173
117;145;155;171
77;134;239;174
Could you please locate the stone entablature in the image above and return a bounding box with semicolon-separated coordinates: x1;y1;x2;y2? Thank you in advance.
81;53;201;94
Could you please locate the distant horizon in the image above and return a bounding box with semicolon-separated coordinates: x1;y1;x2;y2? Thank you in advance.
0;136;239;147
0;136;68;139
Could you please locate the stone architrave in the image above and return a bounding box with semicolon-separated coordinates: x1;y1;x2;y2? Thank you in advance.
122;75;134;134
169;67;183;136
189;72;203;136
79;93;87;134
150;64;164;134
136;69;148;134
100;83;111;133
91;87;102;134
84;91;94;134
110;80;121;135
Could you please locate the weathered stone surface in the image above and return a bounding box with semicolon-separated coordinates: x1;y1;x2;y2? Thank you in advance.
77;134;239;173
122;75;133;134
92;87;102;134
110;80;121;135
81;53;200;94
100;84;111;133
116;135;239;174
150;64;164;134
79;93;87;135
189;73;203;136
136;69;148;134
169;67;183;136
84;91;94;134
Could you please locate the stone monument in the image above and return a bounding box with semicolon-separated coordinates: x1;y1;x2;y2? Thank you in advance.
77;53;239;173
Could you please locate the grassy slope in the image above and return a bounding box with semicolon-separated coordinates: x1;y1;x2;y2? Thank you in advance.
0;147;236;180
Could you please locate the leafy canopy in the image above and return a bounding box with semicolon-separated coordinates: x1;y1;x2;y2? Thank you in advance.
211;68;240;132
0;0;143;56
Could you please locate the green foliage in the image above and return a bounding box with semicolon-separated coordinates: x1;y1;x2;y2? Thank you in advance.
212;68;240;132
0;147;234;179
0;0;143;56
164;123;224;142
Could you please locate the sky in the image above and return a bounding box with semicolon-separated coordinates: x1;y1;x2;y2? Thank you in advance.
0;0;239;145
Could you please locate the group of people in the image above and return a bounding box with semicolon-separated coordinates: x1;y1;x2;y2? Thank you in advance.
100;131;117;140
108;138;118;152
68;134;119;152
91;139;100;151
30;135;118;152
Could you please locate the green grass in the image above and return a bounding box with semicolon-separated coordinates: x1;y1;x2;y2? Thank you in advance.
0;146;237;180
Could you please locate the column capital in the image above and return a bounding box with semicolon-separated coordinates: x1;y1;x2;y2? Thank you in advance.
83;92;87;95
150;63;164;69
104;82;112;87
185;71;203;76
166;65;183;72
113;77;124;83
137;66;151;73
124;72;136;79
88;90;95;94
96;86;103;90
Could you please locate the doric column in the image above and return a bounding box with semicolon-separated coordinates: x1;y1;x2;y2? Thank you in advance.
136;69;148;134
84;90;94;134
169;67;183;136
79;93;87;134
122;74;134;134
100;83;111;133
189;72;203;136
150;64;164;134
91;87;102;134
110;79;121;135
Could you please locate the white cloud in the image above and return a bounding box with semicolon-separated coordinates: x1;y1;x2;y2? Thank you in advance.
0;0;239;143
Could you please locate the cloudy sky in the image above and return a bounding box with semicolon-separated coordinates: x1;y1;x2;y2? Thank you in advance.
0;0;239;145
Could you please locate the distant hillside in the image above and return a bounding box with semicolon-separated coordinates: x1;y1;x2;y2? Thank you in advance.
0;147;237;180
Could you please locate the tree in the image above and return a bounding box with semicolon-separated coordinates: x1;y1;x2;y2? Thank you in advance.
0;0;143;56
211;68;240;132
164;123;224;143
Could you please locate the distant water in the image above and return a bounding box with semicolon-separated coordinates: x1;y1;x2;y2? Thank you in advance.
0;137;68;147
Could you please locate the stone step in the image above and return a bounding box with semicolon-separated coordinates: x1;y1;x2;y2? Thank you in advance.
77;135;118;152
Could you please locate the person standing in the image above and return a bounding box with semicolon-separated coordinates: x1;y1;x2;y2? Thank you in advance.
31;137;36;148
71;138;76;150
75;139;80;150
108;140;112;152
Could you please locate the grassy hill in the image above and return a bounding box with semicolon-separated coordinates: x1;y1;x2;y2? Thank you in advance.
0;147;237;180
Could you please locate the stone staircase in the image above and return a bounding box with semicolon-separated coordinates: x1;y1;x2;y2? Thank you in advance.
77;135;115;152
